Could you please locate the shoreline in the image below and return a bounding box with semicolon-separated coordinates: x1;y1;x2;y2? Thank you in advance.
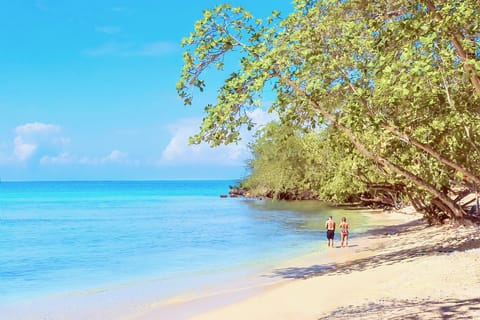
130;208;480;320
125;210;424;320
5;207;479;319
185;210;480;320
2;201;382;320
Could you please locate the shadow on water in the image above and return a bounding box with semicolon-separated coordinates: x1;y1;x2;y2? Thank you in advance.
241;199;374;234
240;200;333;235
318;297;480;320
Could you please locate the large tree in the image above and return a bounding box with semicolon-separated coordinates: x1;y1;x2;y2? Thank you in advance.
178;0;480;221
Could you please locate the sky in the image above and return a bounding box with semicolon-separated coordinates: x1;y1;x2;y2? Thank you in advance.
0;1;293;181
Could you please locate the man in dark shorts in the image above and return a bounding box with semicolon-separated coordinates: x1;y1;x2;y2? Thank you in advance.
325;216;336;247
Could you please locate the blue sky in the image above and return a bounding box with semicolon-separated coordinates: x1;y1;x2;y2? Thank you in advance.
0;1;292;181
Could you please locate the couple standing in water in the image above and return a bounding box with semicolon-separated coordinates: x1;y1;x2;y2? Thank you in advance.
325;216;349;248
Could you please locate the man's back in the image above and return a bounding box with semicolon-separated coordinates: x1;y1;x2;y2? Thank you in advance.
326;219;335;230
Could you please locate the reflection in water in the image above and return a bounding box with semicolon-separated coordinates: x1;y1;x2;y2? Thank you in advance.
242;199;373;237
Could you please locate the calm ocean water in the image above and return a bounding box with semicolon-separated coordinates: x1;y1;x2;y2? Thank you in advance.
0;180;369;305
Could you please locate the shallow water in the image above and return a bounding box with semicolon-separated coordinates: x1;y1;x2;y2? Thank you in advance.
0;180;371;309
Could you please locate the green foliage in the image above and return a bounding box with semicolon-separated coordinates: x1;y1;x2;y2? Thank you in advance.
242;123;382;202
177;4;281;146
178;0;480;220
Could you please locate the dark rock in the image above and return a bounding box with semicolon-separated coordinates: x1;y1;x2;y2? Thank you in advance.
229;186;248;197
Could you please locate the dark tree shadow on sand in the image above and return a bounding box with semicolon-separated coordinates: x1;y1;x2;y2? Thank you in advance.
317;297;480;319
267;219;480;280
262;219;480;319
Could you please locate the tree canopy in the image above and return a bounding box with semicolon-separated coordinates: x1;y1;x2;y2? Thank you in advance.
178;0;480;222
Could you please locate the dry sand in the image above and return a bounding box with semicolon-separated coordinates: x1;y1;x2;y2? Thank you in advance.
186;211;480;320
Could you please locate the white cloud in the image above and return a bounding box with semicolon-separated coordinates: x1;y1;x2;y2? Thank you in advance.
101;150;126;163
159;110;277;167
13;137;37;161
41;150;128;166
160;118;249;166
15;122;61;136
12;122;66;162
40;152;74;165
83;41;178;57
247;108;278;126
8;122;128;167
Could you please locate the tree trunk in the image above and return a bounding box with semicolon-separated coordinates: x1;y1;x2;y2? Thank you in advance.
360;195;395;208
339;66;480;185
382;124;480;185
277;71;465;220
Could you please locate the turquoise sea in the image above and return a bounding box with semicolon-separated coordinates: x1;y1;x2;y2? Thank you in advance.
0;180;371;311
